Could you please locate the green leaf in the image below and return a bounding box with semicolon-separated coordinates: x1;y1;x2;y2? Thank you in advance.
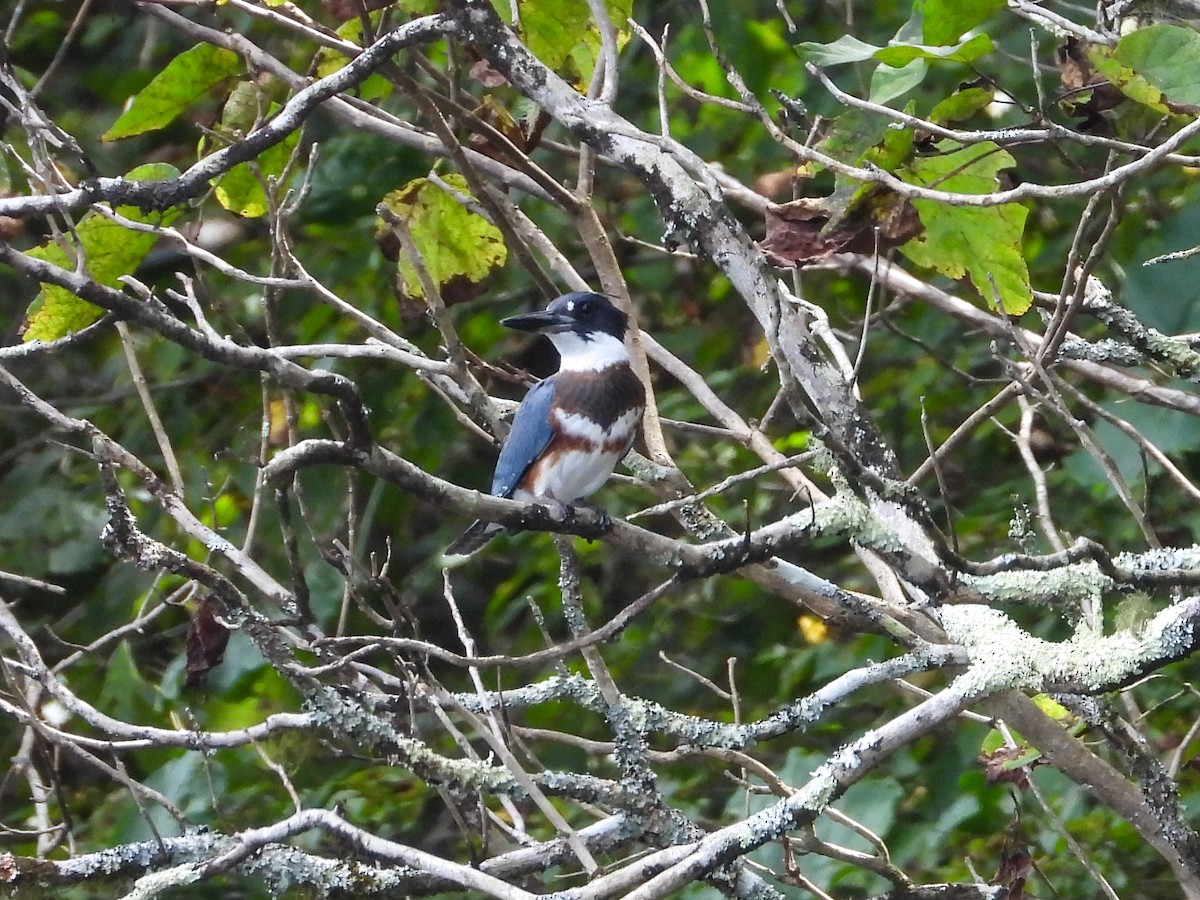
1102;23;1200;112
566;0;633;83
376;173;507;299
813;106;917;226
981;726;1024;754
23;164;183;342
998;743;1042;770
1031;694;1070;720
503;0;590;70
209;82;301;217
1087;49;1173;115
870;112;917;172
797;32;992;80
870;59;927;104
817;110;885;218
909;140;1014;194
1030;694;1085;736
98;642;157;723
874;33;993;67
491;0;632;86
213;121;300;218
922;0;1004;46
214;163;268;218
824;107;916;226
899;141;1031;314
1117;24;1200;108
817;108;891;168
218;80;263;136
929;85;995;124
103;44;241;141
314;15;394;103
796;34;882;66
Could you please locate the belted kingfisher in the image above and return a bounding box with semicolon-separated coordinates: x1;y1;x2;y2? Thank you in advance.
446;291;645;556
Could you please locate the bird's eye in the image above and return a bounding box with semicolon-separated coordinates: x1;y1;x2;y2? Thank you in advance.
577;299;595;317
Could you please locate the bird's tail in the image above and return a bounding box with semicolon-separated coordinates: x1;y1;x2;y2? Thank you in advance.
443;520;504;558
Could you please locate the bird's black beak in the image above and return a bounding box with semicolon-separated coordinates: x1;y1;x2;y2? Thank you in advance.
500;310;575;334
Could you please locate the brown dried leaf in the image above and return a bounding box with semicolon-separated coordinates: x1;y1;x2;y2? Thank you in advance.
994;825;1033;900
319;0;392;22
753;169;797;200
185;595;231;689
1057;37;1124;117
978;745;1035;788
470;58;509;89
867;192;924;244
760;192;921;266
467;97;552;164
0;216;24;240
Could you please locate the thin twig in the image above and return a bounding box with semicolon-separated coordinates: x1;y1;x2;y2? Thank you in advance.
115;321;185;496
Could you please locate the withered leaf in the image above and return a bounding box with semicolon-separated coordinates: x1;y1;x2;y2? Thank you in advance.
753;169;797;200
319;0;392;21
994;820;1033;900
185;595;231;689
760;192;922;266
1057;37;1124;118
469;58;509;89
995;844;1032;900
467;96;552;165
978;744;1037;788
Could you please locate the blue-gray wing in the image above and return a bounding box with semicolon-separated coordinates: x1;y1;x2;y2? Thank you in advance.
491;377;556;498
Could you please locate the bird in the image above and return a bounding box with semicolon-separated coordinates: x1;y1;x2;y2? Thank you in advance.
445;291;645;557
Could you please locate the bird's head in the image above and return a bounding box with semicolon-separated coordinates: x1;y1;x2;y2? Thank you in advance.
501;292;631;372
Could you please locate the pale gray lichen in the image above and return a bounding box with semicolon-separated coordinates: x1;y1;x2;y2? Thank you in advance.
204;534;236;554
122;863;201;898
1118;546;1200;575
939;598;1198;695
962;560;1112;608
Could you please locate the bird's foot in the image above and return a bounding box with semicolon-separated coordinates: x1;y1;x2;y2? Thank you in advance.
533;500;611;540
531;499;572;529
569;500;612;537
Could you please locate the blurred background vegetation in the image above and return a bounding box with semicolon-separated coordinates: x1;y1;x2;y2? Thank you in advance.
3;0;1200;896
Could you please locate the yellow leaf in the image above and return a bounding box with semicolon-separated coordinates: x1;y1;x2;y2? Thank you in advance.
797;614;829;644
268;399;289;446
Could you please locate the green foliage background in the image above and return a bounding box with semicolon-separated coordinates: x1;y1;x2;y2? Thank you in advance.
3;0;1200;896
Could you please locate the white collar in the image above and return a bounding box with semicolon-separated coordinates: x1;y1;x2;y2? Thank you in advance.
548;331;631;372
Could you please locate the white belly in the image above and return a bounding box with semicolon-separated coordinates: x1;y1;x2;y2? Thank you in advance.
515;447;622;503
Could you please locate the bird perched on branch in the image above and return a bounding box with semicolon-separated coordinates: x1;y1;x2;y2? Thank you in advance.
445;291;645;557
